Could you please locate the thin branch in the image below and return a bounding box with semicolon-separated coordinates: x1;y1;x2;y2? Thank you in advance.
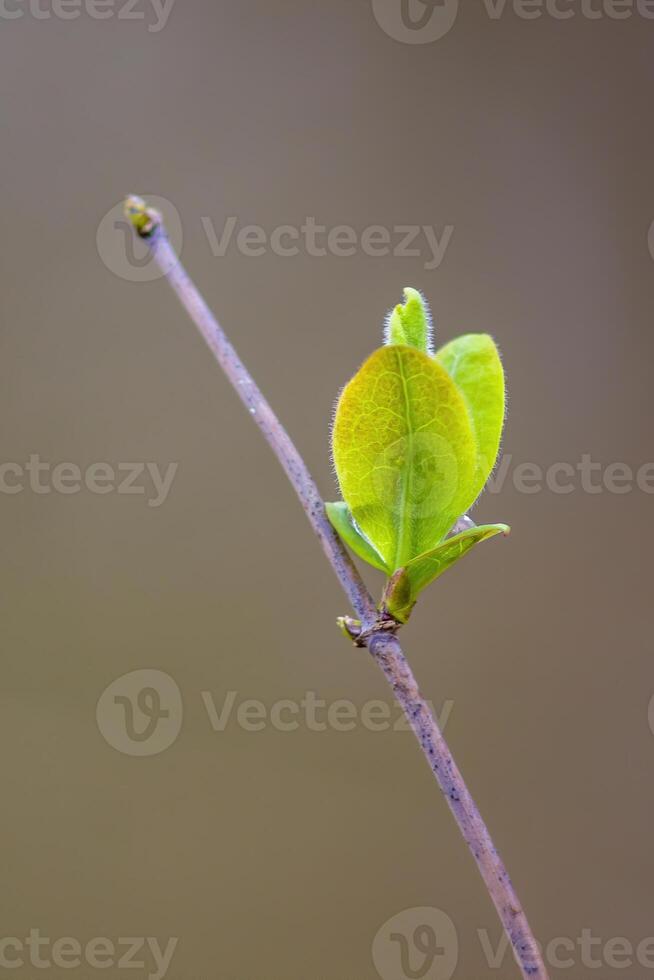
124;197;549;980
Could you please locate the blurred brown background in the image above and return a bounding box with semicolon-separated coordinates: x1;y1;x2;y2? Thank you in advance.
1;2;653;978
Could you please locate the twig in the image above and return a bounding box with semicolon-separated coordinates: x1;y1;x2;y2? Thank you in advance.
124;196;549;980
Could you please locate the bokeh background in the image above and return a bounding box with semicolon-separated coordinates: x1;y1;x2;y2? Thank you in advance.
1;2;653;978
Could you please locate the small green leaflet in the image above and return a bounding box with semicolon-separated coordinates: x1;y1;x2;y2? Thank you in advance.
382;523;510;623
329;287;508;623
332;344;478;571
385;287;432;354
325;502;389;573
436;334;505;505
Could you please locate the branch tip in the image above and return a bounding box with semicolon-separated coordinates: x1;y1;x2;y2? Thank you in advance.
124;194;161;238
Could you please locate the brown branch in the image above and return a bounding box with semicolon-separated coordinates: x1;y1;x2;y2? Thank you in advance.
124;196;549;980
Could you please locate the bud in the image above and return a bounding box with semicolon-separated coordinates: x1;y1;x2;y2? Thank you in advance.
385;286;433;354
124;195;161;238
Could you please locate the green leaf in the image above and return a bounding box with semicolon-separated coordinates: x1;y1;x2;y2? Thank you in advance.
325;502;389;573
385;287;433;354
383;523;510;623
436;334;505;503
332;345;478;571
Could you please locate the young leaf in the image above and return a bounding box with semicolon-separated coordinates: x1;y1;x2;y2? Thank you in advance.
382;523;510;623
332;345;478;571
436;334;505;502
385;287;433;354
325;502;389;573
